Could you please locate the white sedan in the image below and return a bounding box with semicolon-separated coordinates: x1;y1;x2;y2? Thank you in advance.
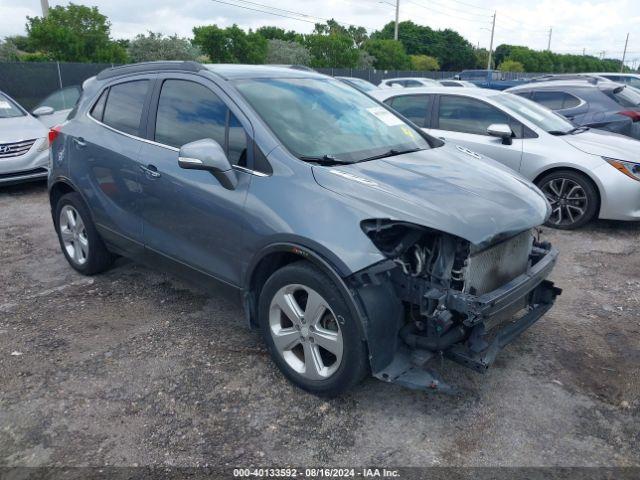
370;86;640;229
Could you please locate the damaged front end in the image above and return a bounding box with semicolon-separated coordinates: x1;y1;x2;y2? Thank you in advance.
349;219;561;392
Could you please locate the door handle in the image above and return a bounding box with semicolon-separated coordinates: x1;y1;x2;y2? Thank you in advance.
139;164;161;179
72;137;86;148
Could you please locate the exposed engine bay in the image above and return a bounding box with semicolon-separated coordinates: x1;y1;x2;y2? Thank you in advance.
352;219;561;391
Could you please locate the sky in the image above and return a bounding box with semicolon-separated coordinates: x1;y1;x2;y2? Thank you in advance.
1;0;638;67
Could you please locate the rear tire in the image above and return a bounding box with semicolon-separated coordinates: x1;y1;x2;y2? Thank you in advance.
258;261;368;397
54;192;114;275
536;170;598;230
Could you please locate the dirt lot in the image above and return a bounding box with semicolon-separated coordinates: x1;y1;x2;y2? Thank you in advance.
1;182;639;468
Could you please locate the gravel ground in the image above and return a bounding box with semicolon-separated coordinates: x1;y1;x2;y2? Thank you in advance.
1;182;639;468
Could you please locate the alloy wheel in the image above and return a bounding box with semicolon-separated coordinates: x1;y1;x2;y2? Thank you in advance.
540;177;588;227
59;205;89;266
268;284;343;380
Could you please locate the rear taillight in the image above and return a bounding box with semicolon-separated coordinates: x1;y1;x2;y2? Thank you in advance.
619;110;640;122
48;125;62;143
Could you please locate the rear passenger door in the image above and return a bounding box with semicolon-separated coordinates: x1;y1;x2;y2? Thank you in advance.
137;74;254;286
75;76;152;255
427;94;524;172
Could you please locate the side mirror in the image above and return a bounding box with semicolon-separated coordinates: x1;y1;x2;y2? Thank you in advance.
178;138;237;190
487;123;513;145
32;106;54;117
453;74;461;80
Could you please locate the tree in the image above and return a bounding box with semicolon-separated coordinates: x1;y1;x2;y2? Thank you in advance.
312;20;368;48
127;32;201;62
192;24;267;64
0;38;20;61
499;59;525;72
410;54;439;71
356;50;375;69
265;39;311;65
25;3;127;62
363;39;410;70
256;26;301;42
305;33;359;68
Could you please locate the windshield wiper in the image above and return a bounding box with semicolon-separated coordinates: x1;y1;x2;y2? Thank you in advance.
356;147;423;163
298;155;352;166
568;126;589;134
548;126;590;136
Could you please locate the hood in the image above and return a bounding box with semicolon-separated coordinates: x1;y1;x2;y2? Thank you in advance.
562;128;640;161
312;144;549;246
0;115;48;144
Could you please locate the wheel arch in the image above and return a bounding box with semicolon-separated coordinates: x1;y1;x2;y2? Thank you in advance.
532;166;602;216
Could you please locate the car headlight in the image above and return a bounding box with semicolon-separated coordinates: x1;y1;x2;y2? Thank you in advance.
604;157;640;182
35;137;49;152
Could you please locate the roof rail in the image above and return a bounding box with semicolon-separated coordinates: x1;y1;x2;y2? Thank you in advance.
96;61;205;80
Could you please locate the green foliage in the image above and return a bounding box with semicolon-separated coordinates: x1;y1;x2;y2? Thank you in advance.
363;39;410;70
265;39;311;65
127;32;201;62
313;20;368;48
256;26;301;43
25;3;127;62
410;54;439;71
474;48;490;69
499;59;524;72
192;24;267;64
372;21;475;70
304;33;359;68
356;50;375;69
0;38;20;61
4;35;33;53
495;44;624;73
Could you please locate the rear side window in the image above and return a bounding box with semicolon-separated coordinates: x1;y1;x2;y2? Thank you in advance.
155;80;227;149
102;80;149;136
438;95;518;136
386;94;431;127
90;90;107;121
532;91;581;110
404;80;422;87
605;86;640;108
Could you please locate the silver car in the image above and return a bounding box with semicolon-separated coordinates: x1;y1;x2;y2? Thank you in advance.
371;87;640;229
379;77;440;89
0;90;50;185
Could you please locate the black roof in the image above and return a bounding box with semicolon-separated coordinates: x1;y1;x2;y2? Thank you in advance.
96;61;206;80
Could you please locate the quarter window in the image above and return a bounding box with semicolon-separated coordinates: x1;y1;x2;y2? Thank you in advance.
437;95;520;136
386;94;431;127
155;80;227;150
90;89;108;121
102;80;149;136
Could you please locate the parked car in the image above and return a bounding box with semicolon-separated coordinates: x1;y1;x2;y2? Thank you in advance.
48;62;560;396
591;73;640;90
508;80;640;140
371;86;640;229
438;79;478;88
454;70;529;90
335;76;378;93
378;77;439;88
31;85;81;128
0;90;50;186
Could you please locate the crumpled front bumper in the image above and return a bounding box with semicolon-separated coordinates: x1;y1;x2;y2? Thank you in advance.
374;245;561;392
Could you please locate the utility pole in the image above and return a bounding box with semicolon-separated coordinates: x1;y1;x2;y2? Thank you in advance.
582;48;585;56
547;27;552;51
40;0;49;17
487;12;496;70
621;33;629;72
394;0;400;41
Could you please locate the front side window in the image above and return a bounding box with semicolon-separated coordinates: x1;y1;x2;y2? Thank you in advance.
386;94;431;127
155;80;227;150
102;80;149;136
234;77;430;163
437;95;515;136
0;93;25;118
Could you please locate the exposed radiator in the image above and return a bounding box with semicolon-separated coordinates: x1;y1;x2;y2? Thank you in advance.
463;230;533;296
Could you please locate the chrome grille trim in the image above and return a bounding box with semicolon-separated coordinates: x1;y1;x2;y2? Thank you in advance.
463;230;533;296
0;139;37;158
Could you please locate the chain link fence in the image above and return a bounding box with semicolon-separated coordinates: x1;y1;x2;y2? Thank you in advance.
0;62;543;111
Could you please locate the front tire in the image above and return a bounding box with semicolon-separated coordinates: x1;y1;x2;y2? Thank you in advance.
536;170;598;229
54;192;114;275
258;262;368;397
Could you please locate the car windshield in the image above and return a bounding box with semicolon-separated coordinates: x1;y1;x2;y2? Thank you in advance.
0;93;25;119
492;92;575;133
235;77;430;163
344;78;377;92
607;85;640;108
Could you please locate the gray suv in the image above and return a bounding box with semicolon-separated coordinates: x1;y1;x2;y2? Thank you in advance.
48;62;560;396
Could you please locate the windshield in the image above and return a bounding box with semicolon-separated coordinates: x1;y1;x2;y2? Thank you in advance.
0;93;26;119
344;78;377;92
492;92;575;133
607;85;640;108
235;77;430;163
